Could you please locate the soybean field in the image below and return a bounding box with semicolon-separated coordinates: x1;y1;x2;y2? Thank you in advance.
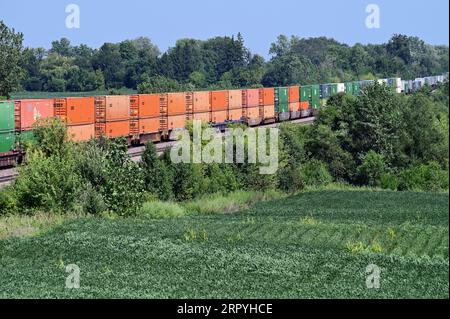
0;190;448;298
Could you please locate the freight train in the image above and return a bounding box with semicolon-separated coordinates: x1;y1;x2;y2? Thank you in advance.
0;74;448;168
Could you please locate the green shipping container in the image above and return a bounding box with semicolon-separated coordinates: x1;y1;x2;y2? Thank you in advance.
0;101;15;132
330;84;338;96
345;82;353;95
300;86;311;101
0;131;15;153
276;103;289;113
310;85;320;109
352;82;360;96
275;87;289;104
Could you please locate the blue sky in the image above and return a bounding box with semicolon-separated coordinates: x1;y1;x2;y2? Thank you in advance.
0;0;448;58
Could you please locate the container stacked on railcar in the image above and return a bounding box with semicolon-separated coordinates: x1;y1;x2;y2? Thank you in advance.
1;73;448;168
288;86;300;119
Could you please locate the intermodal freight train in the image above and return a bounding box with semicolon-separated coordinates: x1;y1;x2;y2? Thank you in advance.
0;74;448;167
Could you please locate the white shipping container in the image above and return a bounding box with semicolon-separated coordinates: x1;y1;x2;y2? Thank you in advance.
337;83;345;93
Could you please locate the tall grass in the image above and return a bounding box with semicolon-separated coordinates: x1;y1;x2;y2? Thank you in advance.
139;190;285;219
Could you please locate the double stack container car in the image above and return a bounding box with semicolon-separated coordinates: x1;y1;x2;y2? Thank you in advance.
1;73;448;168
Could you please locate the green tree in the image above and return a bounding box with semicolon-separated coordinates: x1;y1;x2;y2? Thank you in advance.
0;20;24;97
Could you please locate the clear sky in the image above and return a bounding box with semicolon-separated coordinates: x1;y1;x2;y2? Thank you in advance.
0;0;448;58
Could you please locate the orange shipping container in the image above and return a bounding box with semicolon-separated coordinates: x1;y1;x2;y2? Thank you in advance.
55;97;95;125
289;102;300;112
300;101;310;110
104;96;130;121
263;105;276;120
168;114;186;130
211;110;227;123
228;90;243;109
211;91;229;111
228;108;243;122
166;93;186;115
15;99;54;130
243;89;259;107
138;94;160;118
105;120;130;138
139;118;160;134
289;86;300;102
261;88;275;106
246;107;260;120
193;91;211;113
193;112;211;123
68;124;95;142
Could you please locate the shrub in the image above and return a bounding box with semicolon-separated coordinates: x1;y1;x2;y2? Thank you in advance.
76;138;145;215
13;150;82;213
398;162;449;192
31;118;70;157
0;188;17;215
277;164;304;193
141;142;174;201
139;201;186;219
380;172;399;191
356;151;386;187
299;160;333;187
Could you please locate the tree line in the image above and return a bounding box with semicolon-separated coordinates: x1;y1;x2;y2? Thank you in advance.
0;20;449;97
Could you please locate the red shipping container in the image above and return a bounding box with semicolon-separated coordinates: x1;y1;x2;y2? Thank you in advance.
289;86;300;102
211;91;229;111
243;89;259;107
15;99;54;130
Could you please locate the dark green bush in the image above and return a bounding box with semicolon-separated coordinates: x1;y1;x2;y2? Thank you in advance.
356;151;386;187
0;188;17;215
141;142;174;201
380;173;399;191
299;160;333;187
76;138;145;215
14;150;82;213
277;164;304;193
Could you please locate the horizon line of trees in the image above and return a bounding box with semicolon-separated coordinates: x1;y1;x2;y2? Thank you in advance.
1;20;449;97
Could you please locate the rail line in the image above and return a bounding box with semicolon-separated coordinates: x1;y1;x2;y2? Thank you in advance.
0;117;315;188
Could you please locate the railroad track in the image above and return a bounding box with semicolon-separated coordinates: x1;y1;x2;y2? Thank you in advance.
0;117;315;188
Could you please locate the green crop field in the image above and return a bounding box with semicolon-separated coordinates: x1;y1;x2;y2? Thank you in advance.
0;190;448;298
